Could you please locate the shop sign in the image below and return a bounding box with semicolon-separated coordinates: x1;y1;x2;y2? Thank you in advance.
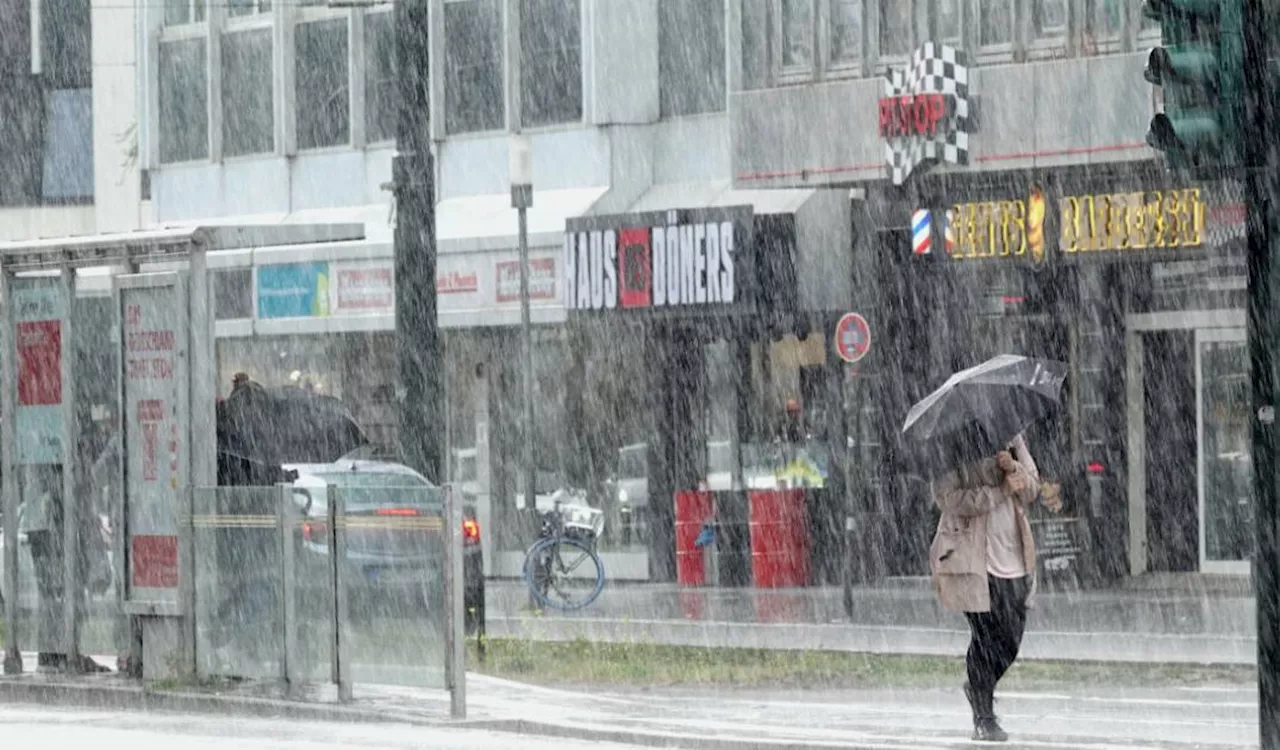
257;262;331;319
944;186;1207;262
437;270;479;295
881;42;972;185
332;261;394;314
496;258;556;303
563;207;753;314
12;278;65;465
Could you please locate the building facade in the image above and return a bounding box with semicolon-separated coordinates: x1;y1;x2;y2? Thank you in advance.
731;0;1250;582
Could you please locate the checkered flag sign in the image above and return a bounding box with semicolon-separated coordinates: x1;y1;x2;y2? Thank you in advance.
884;42;971;185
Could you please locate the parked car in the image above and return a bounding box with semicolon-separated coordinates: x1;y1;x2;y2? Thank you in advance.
284;459;484;634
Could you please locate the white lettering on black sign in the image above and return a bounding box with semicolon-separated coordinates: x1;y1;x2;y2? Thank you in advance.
565;220;735;311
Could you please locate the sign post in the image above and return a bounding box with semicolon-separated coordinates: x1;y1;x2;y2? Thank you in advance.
116;273;191;678
834;313;871;619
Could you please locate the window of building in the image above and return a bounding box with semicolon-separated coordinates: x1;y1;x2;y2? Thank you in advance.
879;0;911;57
296;18;350;150
659;0;725;117
40;0;91;89
365;10;396;143
519;0;582;127
741;0;770;89
934;0;962;47
41;88;93;200
444;0;504;134
158;38;208;163
1033;0;1068;39
829;0;863;68
227;0;270;19
221;29;273;157
214;268;254;319
979;0;1015;49
1086;0;1125;49
780;0;813;69
164;0;205;26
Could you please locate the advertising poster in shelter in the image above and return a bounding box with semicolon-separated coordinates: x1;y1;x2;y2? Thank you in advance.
122;282;187;601
12;277;66;465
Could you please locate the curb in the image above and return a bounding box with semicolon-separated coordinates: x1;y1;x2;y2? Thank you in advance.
0;678;881;750
0;679;443;727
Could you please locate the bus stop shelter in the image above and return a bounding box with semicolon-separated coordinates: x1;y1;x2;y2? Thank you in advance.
0;223;365;679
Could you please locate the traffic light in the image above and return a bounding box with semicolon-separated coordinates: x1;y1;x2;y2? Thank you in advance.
1142;0;1244;169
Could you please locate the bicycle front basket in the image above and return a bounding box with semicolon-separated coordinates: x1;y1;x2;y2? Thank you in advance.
561;503;605;538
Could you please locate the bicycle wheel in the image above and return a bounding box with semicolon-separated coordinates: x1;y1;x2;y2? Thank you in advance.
522;535;605;611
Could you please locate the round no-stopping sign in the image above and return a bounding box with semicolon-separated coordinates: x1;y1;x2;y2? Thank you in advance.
834;313;871;364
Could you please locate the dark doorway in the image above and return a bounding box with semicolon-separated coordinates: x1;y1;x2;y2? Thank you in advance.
1142;331;1199;572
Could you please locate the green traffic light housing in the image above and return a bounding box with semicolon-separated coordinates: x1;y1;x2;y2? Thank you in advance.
1146;111;1223;152
1143;45;1218;88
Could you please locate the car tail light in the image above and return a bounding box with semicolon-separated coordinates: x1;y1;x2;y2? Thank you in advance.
302;520;327;543
462;518;480;546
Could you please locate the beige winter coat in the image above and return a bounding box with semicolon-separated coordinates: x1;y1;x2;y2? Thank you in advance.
929;437;1039;613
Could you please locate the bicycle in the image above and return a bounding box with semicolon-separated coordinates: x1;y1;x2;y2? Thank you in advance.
523;501;606;611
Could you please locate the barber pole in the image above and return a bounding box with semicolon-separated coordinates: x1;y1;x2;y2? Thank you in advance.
912;209;931;255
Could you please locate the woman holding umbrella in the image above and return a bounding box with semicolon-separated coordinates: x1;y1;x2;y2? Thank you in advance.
931;434;1039;742
901;354;1067;743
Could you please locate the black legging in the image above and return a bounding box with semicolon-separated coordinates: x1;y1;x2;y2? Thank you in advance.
964;575;1030;717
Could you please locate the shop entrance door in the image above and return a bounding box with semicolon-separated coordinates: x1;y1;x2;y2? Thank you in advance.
1125;310;1248;576
1196;328;1251;575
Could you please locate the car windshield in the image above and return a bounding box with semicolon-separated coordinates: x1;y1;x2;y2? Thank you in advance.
308;471;438;510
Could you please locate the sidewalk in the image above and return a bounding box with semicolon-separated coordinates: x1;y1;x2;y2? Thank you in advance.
0;656;1259;749
485;578;1258;665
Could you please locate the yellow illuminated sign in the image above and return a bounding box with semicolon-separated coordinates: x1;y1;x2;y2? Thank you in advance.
1060;188;1205;253
946;187;1206;261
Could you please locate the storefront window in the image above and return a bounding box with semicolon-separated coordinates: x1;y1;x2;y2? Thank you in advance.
213;268;252;320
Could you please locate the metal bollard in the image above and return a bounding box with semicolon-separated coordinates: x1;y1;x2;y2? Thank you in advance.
329;484;351;703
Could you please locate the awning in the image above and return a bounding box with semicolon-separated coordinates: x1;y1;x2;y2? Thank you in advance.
158;203;393;242
626;180;816;215
436;187;608;254
0;224;366;271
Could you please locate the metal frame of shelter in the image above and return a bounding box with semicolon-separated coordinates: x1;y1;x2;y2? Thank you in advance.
0;224;364;678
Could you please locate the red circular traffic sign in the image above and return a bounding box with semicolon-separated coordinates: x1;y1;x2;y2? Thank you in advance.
834;313;871;364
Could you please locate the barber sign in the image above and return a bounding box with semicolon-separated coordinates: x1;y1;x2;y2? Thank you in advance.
912;210;932;255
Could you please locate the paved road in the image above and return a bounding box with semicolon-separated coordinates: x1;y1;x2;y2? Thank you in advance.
0;704;641;750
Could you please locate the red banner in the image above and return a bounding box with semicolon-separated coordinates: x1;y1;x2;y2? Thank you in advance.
16;320;61;406
132;534;179;588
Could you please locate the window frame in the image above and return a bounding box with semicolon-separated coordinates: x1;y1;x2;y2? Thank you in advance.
823;0;866;77
517;0;585;129
974;0;1018;62
293;8;355;152
162;0;207;28
219;24;277;159
775;0;818;79
442;0;507;136
1027;0;1070;59
362;7;396;145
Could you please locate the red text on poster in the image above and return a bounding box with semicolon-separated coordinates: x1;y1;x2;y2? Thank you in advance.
138;399;164;482
125;304;175;381
16;320;61;406
132;534;179;588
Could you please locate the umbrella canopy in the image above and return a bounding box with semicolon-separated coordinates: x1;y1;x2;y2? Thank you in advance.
217;382;369;467
901;354;1068;471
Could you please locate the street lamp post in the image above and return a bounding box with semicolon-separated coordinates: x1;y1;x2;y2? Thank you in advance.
510;135;536;517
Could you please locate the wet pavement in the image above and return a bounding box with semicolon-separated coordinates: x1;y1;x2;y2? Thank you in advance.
485;577;1258;665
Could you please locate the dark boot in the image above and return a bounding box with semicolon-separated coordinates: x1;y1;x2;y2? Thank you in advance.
973;717;1008;742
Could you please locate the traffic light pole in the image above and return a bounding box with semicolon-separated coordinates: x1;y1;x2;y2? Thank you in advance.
1242;0;1280;746
393;0;444;482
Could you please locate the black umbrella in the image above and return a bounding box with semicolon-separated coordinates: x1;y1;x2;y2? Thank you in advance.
901;354;1068;472
217;382;369;467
